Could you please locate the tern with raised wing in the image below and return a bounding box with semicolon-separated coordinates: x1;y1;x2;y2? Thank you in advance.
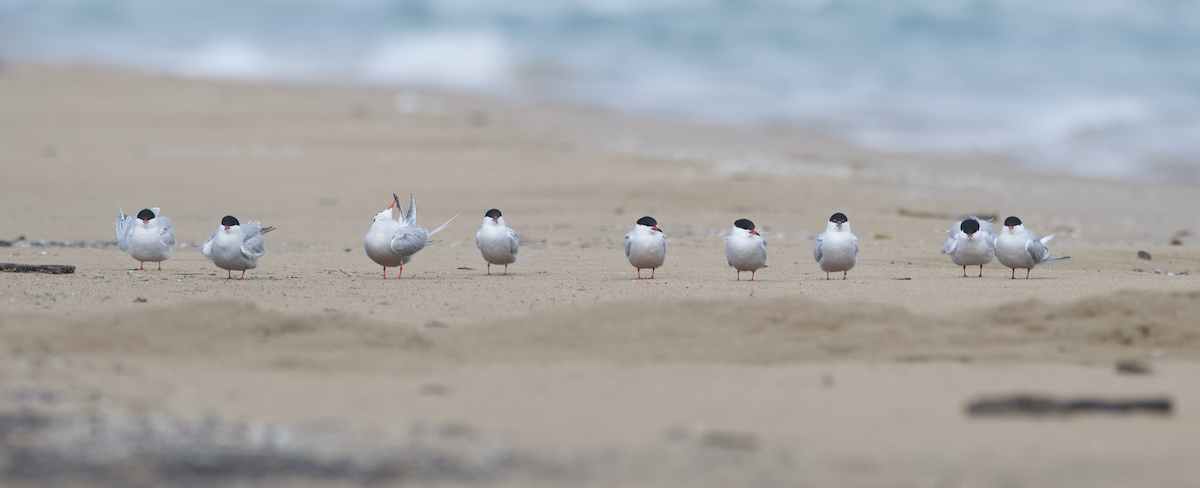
364;193;458;279
115;207;175;270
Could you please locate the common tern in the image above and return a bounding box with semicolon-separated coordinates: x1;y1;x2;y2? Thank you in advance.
115;207;175;270
363;193;458;279
725;218;766;281
814;212;858;280
940;216;996;277
201;215;275;280
476;208;519;276
625;216;665;279
994;216;1069;279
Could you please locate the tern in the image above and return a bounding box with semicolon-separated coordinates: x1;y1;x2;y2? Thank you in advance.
115;207;175;270
476;208;519;276
364;193;458;279
725;218;767;281
994;216;1069;279
625;216;665;280
201;215;275;280
940;216;996;277
814;212;858;280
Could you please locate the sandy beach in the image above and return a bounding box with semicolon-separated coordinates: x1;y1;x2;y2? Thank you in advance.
2;63;1199;487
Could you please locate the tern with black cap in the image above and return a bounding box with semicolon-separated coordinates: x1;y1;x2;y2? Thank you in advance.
624;216;666;279
476;208;519;276
725;218;767;281
940;216;996;277
201;215;275;280
115;207;176;270
994;216;1069;279
814;212;858;280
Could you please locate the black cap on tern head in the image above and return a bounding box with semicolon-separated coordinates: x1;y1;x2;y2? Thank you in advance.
1004;216;1022;227
960;218;980;234
637;216;658;227
734;219;755;231
829;212;848;223
485;209;502;219
136;209;155;221
221;216;240;227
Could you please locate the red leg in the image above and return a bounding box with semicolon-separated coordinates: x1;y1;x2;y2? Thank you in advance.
157;262;163;271
1026;269;1031;280
398;266;403;280
1011;268;1016;280
649;268;656;279
487;263;491;276
636;268;643;280
978;265;983;278
139;262;145;270
503;264;508;276
227;270;233;280
825;271;830;280
239;270;246;280
750;270;756;281
842;271;847;280
962;266;968;278
382;266;388;279
736;270;741;281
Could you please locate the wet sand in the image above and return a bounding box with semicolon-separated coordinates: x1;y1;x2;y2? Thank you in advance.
1;63;1199;487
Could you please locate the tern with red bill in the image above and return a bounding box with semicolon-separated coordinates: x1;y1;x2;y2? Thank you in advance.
814;212;858;280
725;218;767;281
476;208;519;276
364;193;458;279
625;216;666;279
115;207;176;270
201;215;275;280
994;216;1069;279
940;215;996;277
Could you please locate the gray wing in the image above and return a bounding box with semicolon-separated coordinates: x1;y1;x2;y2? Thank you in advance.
115;209;134;252
852;233;859;254
940;220;961;255
201;230;217;259
475;228;484;249
508;228;520;255
158;217;176;249
240;222;267;260
976;216;998;251
404;194;417;227
1024;235;1050;264
624;229;634;259
813;232;825;262
391;227;429;256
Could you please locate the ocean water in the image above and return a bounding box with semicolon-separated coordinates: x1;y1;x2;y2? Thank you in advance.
2;0;1198;182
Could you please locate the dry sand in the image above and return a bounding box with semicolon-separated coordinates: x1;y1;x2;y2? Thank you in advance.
1;63;1199;487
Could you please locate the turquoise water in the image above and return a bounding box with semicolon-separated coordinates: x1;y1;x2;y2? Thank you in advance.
2;0;1198;181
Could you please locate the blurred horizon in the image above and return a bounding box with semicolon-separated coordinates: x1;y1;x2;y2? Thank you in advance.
2;0;1198;182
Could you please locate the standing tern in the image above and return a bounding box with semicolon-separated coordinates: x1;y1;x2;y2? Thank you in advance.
725;218;766;281
476;208;519;276
940;216;996;277
994;216;1069;279
201;215;275;280
814;212;858;280
625;216;665;280
115;207;175;270
364;193;458;279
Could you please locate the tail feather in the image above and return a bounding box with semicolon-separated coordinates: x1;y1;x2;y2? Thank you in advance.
425;238;443;246
261;226;277;234
427;213;460;237
1041;256;1070;264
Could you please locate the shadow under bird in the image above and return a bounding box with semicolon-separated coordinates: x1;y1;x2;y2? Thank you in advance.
941;216;996;277
476;208;519;276
725;218;767;281
364;193;458;280
201;216;275;280
115;207;176;270
625;216;665;280
814;212;858;280
994;216;1069;279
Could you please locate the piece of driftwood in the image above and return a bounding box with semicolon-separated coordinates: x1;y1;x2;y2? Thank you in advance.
0;263;76;274
968;394;1171;416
